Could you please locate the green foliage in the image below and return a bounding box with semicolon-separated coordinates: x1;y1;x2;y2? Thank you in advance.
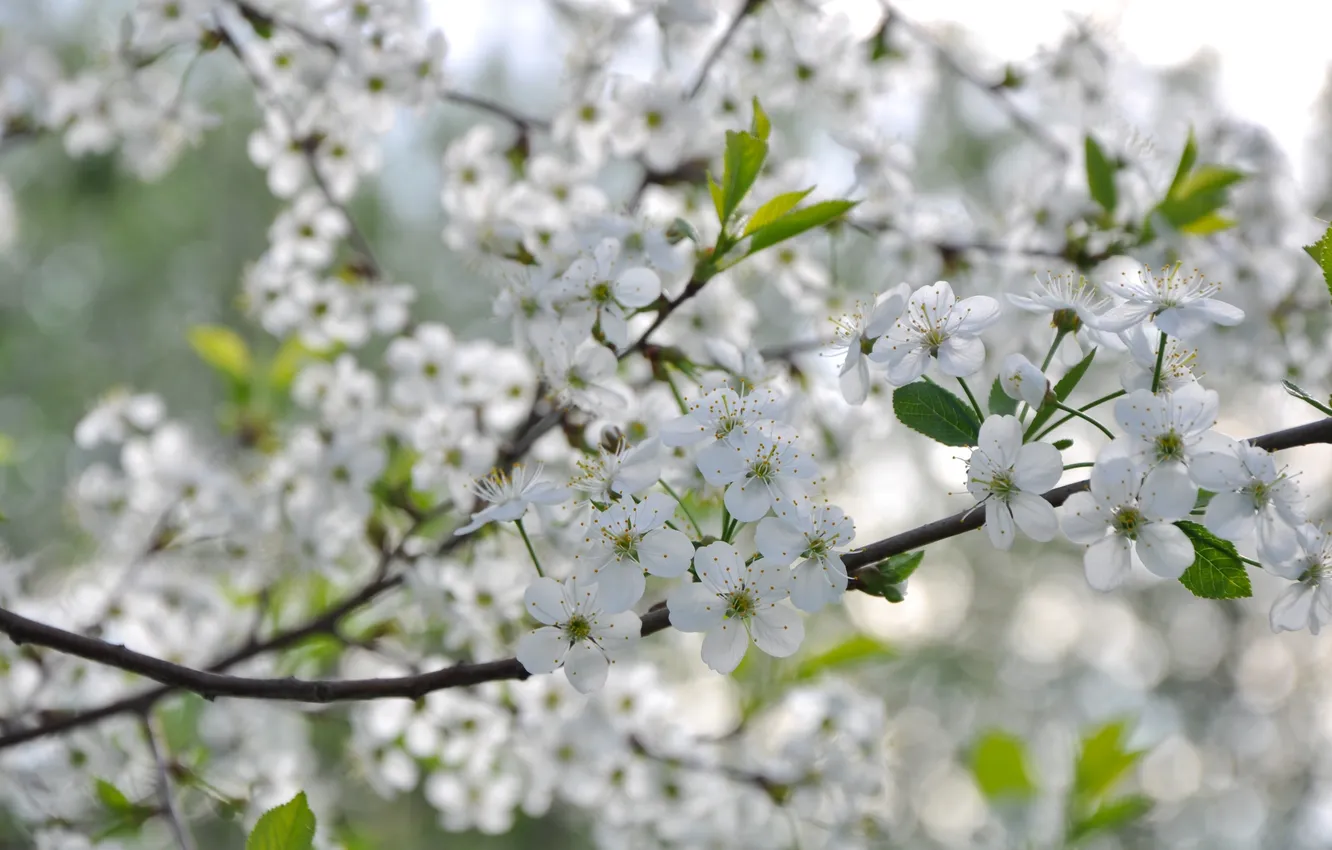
92;779;157;840
744;200;857;256
743;188;814;236
188;324;252;383
1052;438;1073;450
970;730;1037;800
1144;131;1244;237
892;382;981;447
987;377;1018;417
1282;379;1332;416
1024;349;1096;439
1301;221;1332;303
793;634;895;680
1084;135;1117;214
719;130;769;225
857;550;924;602
0;433;14;465
749;96;771;141
247;791;317;850
1067;720;1150;843
1176;521;1251;599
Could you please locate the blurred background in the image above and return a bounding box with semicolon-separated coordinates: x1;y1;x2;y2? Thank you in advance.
3;0;1332;847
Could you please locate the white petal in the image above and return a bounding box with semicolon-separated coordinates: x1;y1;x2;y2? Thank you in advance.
1096;302;1154;333
696;442;746;486
1061;493;1108;544
985;499;1015;550
701;621;749;674
667;581;724;632
637;528;695;578
839;353;871;405
516;627;569;675
745;556;793;601
659;412;710;447
1270;582;1316;633
724;478;772;522
1010;491;1059;542
1013;441;1063;492
1191;297;1244;326
613;267;661;308
563;645;609;693
524;577;568;625
936;336;986;377
1084;536;1132;591
1135;522;1194;579
750;605;805;657
586;563;646;613
1139;465;1197;521
1255;511;1299;566
978;415;1022;468
1203;490;1255;541
884;346;931;385
790;562;836;612
594;611;642;653
951;295;1002;333
692;541;742;591
754;516;808;565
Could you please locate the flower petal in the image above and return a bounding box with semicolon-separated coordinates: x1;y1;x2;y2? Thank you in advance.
516;627;569;675
700;621;749;673
1270;582;1315;633
724;477;772;522
754;516;808;565
751;605;805;657
524;577;568;625
1010;491;1059;542
637;528;695;578
1135;521;1194;579
1084;536;1131;591
667;581;724;632
563;644;610;693
614;267;662;308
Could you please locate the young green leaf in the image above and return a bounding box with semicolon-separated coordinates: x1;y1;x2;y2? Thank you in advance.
1084;135;1117;214
720;130;768;225
1052;438;1074;450
1067;795;1152;844
743;188;814;236
707;174;725;224
793;634;895;680
857;551;923;601
247;791;316;850
1301;221;1332;303
746;199;858;256
1074;720;1144;803
95;779;134;814
1176;520;1251;599
1167;128;1197;198
970;730;1038;800
987;377;1018;417
892;382;981;447
1157;166;1244;230
188;325;252;382
749;96;771;141
1282;378;1332;416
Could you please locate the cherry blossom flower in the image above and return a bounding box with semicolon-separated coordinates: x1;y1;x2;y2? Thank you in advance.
453;464;569;536
571;493;695;611
965;415;1063;550
667;542;804;674
1120;324;1200;393
1097;265;1244;339
550;237;661;349
870;281;1001;385
1267;524;1332;635
569;438;661;501
1061;454;1197;590
696;427;818;522
516;577;640;693
755;503;856;611
828;284;910;404
659;386;786;449
1113;384;1245;489
1202;441;1305;565
998;353;1049;408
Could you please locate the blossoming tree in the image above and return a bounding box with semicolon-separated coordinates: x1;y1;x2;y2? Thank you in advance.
2;0;1332;848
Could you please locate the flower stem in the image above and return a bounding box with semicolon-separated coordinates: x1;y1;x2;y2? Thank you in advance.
514;519;544;578
662;366;691;415
1063;462;1095;470
1032;390;1125;441
721;503;732;542
1239;555;1264;569
1049;401;1116;440
1041;328;1069;372
1150;330;1168;394
660;480;704;537
957;376;985;422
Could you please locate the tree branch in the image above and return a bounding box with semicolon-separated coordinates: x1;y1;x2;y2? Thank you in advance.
141;714;197;850
2;418;1328;742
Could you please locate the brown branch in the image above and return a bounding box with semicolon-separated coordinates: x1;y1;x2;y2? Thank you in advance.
141;714;196;850
2;418;1328;743
687;0;763;98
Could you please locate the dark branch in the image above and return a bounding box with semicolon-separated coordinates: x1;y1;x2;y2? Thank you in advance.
2;418;1328;741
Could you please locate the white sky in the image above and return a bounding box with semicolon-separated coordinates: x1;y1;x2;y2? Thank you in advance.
430;0;1332;184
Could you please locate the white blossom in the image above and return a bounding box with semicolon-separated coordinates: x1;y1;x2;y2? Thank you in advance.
965;416;1063;550
1203;441;1305;565
571;492;694;611
870;280;1001;385
1267;524;1332;635
755;503;856;612
696;427;819;522
828;284;910;404
453;465;569;535
998;353;1049;408
1098;265;1244;338
516;577;640;693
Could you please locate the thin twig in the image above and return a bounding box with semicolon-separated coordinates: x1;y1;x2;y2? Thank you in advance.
140;714;197;850
687;0;763;98
2;418;1328;723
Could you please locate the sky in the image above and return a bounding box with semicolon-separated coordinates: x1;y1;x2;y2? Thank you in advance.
429;0;1332;185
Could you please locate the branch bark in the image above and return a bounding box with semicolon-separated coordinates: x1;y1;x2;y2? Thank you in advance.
2;417;1328;748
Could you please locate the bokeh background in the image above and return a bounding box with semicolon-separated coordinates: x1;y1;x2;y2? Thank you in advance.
4;0;1332;847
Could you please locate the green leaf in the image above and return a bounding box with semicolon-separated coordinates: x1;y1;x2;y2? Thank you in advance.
1024;348;1096;438
95;779;134;814
970;730;1037;800
0;433;14;465
1282;378;1332;416
794;634;894;680
1192;489;1216;511
247;791;316;850
707;174;725;224
188;325;252;382
1074;720;1143;803
743;188;814;236
749;96;771;142
719;130;768;225
1067;795;1152;844
1176;520;1251;599
858;551;924;601
1052;438;1073;450
987;377;1018;417
1084;135;1117;214
745;200;857;255
892;382;981;447
1178;211;1236;235
1301;221;1332;303
1167;128;1197;198
268;338;322;392
1157;166;1244;230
